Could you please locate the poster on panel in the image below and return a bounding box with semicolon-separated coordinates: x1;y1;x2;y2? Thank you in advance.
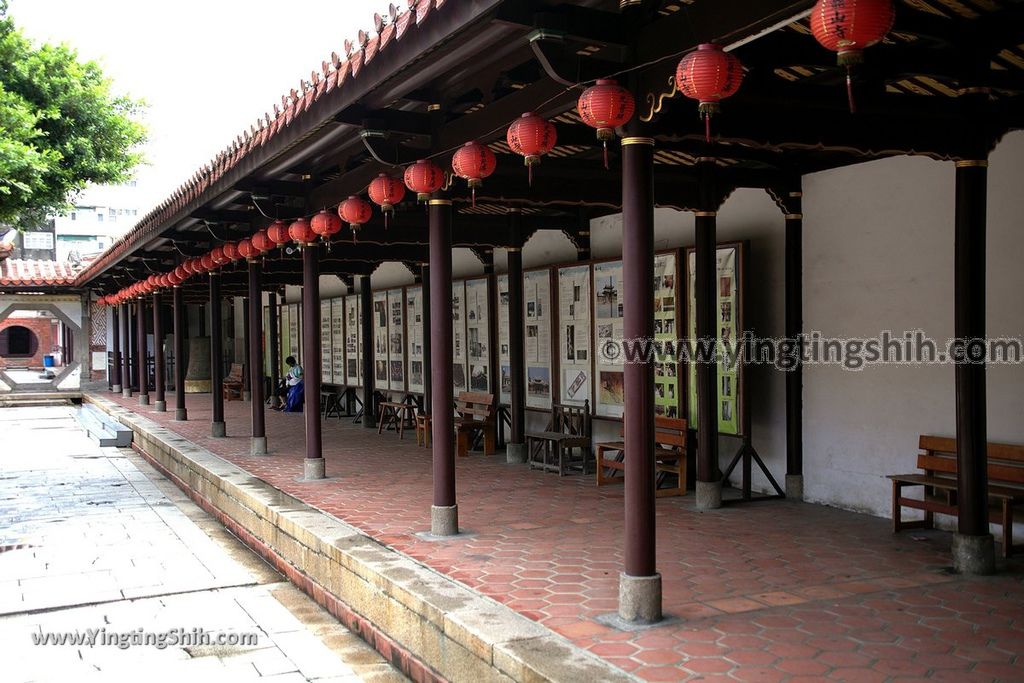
331;298;345;384
320;298;332;384
344;296;361;387
373;291;389;390
592;260;625;417
263;306;271;375
496;274;511;404
280;304;291;375
557;264;592;407
387;288;405;391
405;286;424;393
523;268;552;410
452;280;467;393
288;303;301;365
464;277;491;393
653;252;681;419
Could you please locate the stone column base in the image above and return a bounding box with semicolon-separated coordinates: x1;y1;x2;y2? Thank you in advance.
952;533;996;575
112;384;122;393
786;474;804;501
251;436;268;456
619;572;662;624
431;505;459;537
174;408;187;421
154;400;166;413
122;388;132;398
303;458;326;480
506;442;528;464
138;394;150;406
211;421;226;438
695;479;723;510
243;391;252;402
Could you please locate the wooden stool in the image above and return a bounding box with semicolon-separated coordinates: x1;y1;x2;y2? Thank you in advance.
415;414;431;448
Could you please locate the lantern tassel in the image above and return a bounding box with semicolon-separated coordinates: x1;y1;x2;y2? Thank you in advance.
603;141;609;170
528;163;533;188
471;186;476;208
846;69;857;114
705;113;711;144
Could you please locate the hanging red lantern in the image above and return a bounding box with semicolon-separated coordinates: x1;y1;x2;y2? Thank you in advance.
173;265;187;282
211;246;227;266
311;209;342;238
577;79;635;169
675;43;744;143
201;253;216;271
368;174;405;227
159;274;170;288
288;217;317;246
223;242;241;261
238;238;257;260
267;219;290;246
338;196;373;244
810;0;895;112
252;229;274;253
168;271;182;287
189;257;204;274
404;159;445;202
507;112;557;186
452;141;496;207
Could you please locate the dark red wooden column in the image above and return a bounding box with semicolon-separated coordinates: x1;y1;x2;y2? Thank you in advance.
210;272;226;437
136;298;149;406
242;297;251;401
121;302;133;397
784;186;804;500
506;209;527;464
359;276;375;428
152;292;166;412
619;136;660;623
429;197;458;536
248;260;267;454
420;264;431;415
111;304;122;393
172;285;187;421
695;159;721;510
268;291;281;409
952;157;994;574
302;243;325;479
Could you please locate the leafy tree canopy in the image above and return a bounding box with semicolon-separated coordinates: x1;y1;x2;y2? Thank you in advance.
0;0;146;228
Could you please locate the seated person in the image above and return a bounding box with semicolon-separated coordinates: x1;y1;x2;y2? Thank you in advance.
280;356;304;412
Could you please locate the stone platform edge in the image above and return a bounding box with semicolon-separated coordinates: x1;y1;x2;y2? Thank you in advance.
84;393;637;683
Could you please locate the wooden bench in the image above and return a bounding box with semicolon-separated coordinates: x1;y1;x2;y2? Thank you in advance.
455;391;496;457
595;417;688;497
223;363;244;401
377;393;418;439
889;435;1024;558
527;402;592;476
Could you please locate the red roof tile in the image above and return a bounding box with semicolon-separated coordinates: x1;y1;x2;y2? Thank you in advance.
0;259;82;288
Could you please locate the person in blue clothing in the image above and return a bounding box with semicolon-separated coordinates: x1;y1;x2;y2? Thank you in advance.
278;356;304;412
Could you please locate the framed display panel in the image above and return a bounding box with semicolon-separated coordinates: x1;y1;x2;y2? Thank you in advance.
452;280;468;393
556;264;593;407
320;298;333;383
263;305;271;375
288;303;301;365
405;286;425;394
592;258;625;417
685;242;745;436
465;277;492;394
344;296;361;387
373;291;389;390
279;304;291;375
330;297;345;385
523;267;553;410
387;288;406;392
496;274;511;404
653;251;682;419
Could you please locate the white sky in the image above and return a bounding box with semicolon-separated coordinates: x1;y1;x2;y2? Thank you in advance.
8;0;383;214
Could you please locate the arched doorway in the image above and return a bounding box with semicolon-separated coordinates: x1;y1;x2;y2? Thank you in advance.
0;325;40;358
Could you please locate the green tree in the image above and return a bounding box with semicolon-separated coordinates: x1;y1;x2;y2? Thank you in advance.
0;0;145;227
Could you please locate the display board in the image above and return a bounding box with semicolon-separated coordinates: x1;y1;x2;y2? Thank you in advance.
344;296;361;387
523;268;553;410
263;306;271;375
452;280;467;393
592;259;625;417
557;264;592;407
496;274;511;405
331;298;345;385
288;303;301;365
373;291;389;390
685;243;743;435
465;277;491;393
653;252;681;418
279;304;291;375
387;288;405;392
320;299;332;384
405;286;425;394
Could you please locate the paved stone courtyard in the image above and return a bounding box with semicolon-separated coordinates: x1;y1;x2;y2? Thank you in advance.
0;405;405;683
99;391;1024;682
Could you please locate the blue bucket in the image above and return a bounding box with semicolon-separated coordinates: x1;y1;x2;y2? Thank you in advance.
43;355;54;368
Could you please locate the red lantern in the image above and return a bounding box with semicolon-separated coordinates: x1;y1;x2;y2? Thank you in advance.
201;253;216;271
338;196;373;244
211;246;227;266
368;174;405;227
238;238;257;260
168;271;182;287
311;209;342;238
267;219;290;246
404;159;444;202
675;43;744;142
188;257;204;275
252;229;273;253
451;141;496;207
223;242;241;262
173;265;187;282
577;79;635;169
810;0;894;112
159;274;170;288
506;112;556;186
288;217;317;246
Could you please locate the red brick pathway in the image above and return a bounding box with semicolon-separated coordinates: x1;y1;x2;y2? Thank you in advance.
103;391;1024;682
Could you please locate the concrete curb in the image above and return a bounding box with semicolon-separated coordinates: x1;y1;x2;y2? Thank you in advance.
85;393;638;683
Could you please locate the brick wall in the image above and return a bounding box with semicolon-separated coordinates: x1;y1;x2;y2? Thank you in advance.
0;317;57;369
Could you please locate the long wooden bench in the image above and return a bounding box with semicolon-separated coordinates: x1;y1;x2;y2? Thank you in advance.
223;363;244;401
595;416;688;497
889;435;1024;558
455;391;496;457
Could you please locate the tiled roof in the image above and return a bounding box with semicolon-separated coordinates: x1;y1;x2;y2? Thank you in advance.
0;259;82;287
74;0;450;288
